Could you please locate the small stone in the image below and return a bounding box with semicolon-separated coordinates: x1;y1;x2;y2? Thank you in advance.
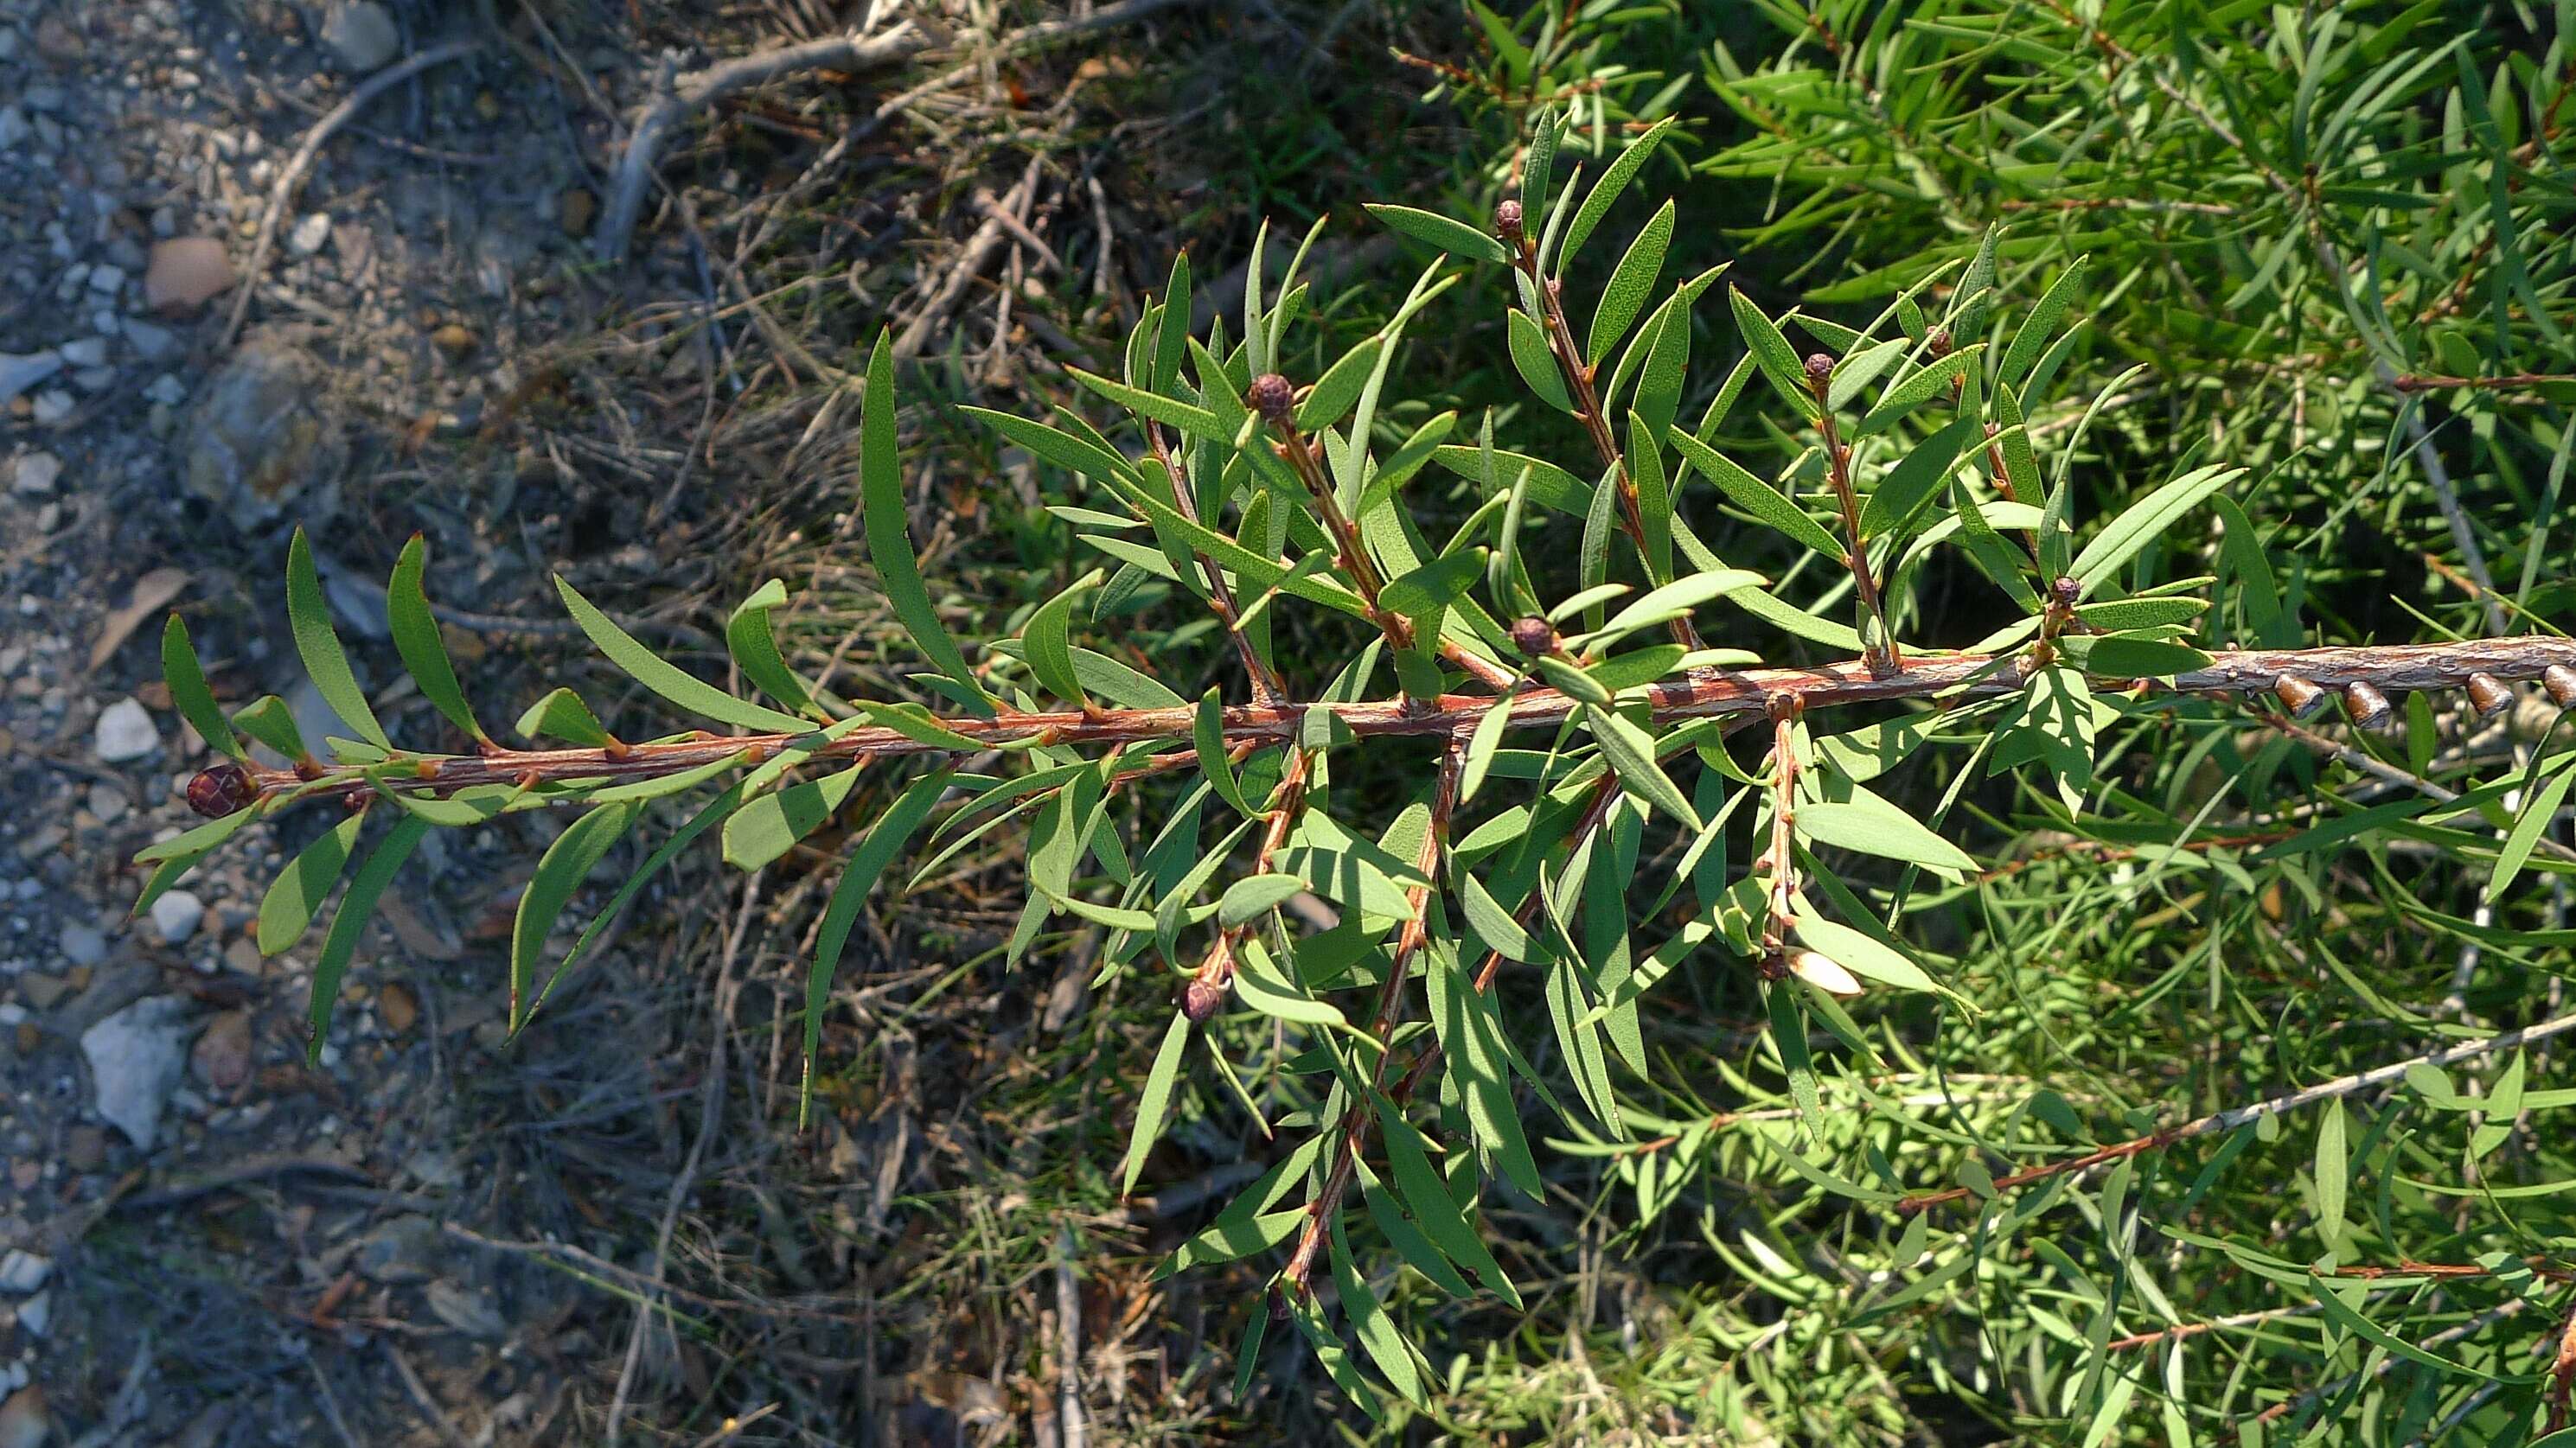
0;1252;50;1295
80;995;191;1150
123;318;176;360
184;330;349;533
0;109;27;151
430;322;476;358
0;353;62;406
289;213;330;257
57;924;106;967
93;698;160;762
57;337;106;368
558;187;596;238
0;1387;49;1448
322;2;401;73
16;975;68;1011
10;452;58;496
14;1292;47;1340
31;391;73;425
191;1010;252;1093
86;265;127;295
144;237;235;316
378;980;418;1035
150;890;205;945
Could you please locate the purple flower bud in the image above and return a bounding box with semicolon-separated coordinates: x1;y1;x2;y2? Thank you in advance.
185;762;256;819
1247;373;1296;428
1495;199;1524;244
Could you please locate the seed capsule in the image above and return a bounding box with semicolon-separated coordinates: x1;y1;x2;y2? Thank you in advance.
2272;674;2327;718
2465;673;2513;718
1246;373;1295;428
184;762;256;819
1494;198;1524;244
1180;973;1227;1024
2343;681;2392;729
1510;616;1557;659
1802;352;1837;387
1927;327;1954;360
2050;575;2081;608
1787;949;1864;997
2547;664;2576;708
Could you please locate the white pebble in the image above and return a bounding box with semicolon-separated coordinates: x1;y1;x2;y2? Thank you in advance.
150;890;204;945
10;452;58;496
93;698;159;762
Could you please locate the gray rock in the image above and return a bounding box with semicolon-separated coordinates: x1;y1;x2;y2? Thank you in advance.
0;352;61;405
12;1292;46;1340
56;336;105;367
123;318;176;360
0;107;27;150
288;213;330;257
80;995;191;1150
10;451;58;495
86;264;125;294
150;890;204;945
0;1252;49;1295
322;2;400;73
93;697;159;762
57;924;106;967
182;329;347;533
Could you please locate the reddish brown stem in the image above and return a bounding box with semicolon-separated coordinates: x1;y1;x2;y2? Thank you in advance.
201;637;2576;815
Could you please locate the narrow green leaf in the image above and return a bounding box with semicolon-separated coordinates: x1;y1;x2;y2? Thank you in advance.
1153;252;1190;395
556;578;810;733
1793;914;1942;994
285;527;390;750
865;335;994;709
2001;258;2090;386
1561;117;1678;266
802;769;952;1124
161;615;242;760
2315;1100;2349;1249
2492;762;2576;903
1330;1222;1427;1407
1219;873;1308;927
1379;549;1488;622
231;694;311;764
256;810;367;955
1588;706;1700;829
1587;199;1675;365
515;686;615;748
1858;417;1977;539
1855;346;1982;437
1121;1013;1192;1196
1669;429;1843;557
2083;634;2215;679
2070;466;2243;592
1729;286;1820;418
387;535;486;743
306;816;428;1064
725;579;821;718
1377;1100;1518;1304
1196;689;1257;819
1363;203;1507;265
1023;571;1098;707
1797;799;1976;876
1507;309;1573;411
1826;337;1908;412
722;763;866;871
1297;336;1382;431
510;804;639;1028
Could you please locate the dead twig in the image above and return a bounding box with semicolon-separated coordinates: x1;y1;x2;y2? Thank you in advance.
221;41;479;349
893;155;1045;360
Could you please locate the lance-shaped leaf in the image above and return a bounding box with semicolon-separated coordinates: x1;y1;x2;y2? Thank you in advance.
1588;198;1675;365
515;686;616;748
1219;873;1308;926
1729;286;1821;418
1021;570;1101;707
2070;465;2243;592
1668;429;1844;558
1330;1220;1428;1408
1298;335;1382;431
285;528;390;750
1121;1012;1192;1196
2001;256;2091;386
232;694;312;765
1858;417;1978;539
1561;117;1679;266
863;335;995;711
802;769;951;1123
1363;203;1507;265
1792;913;1944;995
511;803;641;1027
306;816;428;1064
528;773;756;1023
725;579;825;719
1855;346;1982;437
1588;708;1700;830
161;615;242;760
555;577;809;733
1796;797;1976;877
1379;548;1487;622
722;762;866;871
1507;309;1573;411
257;810;367;955
387;535;486;743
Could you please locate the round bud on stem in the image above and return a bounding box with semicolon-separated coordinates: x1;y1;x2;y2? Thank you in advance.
2272;674;2327;718
2050;576;2081;608
1802;352;1837;389
1927;327;1954;360
2547;663;2576;708
1247;373;1296;430
1510;616;1558;658
2343;681;2393;730
1180;973;1227;1024
1494;198;1524;245
2464;673;2514;718
185;762;256;819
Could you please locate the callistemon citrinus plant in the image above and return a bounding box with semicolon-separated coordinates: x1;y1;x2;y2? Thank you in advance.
143;110;2576;1422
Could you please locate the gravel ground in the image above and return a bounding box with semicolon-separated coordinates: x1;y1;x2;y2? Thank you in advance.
0;2;783;1440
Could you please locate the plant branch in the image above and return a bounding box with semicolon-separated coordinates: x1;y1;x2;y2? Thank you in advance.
197;637;2576;815
1501;214;1703;651
1807;361;1899;675
1281;745;1461;1293
1895;1006;2576;1214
